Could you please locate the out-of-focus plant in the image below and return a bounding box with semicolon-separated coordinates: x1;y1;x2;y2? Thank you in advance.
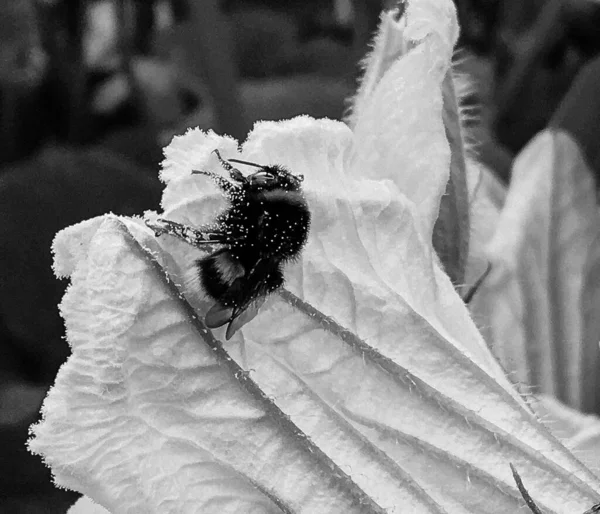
0;0;47;163
470;55;600;415
28;1;600;513
491;0;600;157
0;146;162;513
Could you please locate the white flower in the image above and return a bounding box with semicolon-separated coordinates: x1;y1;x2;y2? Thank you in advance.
30;1;600;513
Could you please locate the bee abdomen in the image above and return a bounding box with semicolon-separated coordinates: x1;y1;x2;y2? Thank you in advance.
197;250;245;301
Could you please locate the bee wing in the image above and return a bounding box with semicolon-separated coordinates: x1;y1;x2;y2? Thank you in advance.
203;296;266;340
225;295;267;340
204;258;278;340
204;302;234;329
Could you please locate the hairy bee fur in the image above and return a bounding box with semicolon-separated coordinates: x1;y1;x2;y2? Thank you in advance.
147;150;310;339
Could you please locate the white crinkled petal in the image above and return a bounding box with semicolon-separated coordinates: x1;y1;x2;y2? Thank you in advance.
159;128;239;212
69;496;111;514
403;0;459;49
352;44;450;242
32;216;387;514
30;0;600;502
29;207;600;513
242;116;354;186
160;128;238;185
53;217;108;278
156;118;507;381
351;1;458;126
351;0;457;242
231;117;510;385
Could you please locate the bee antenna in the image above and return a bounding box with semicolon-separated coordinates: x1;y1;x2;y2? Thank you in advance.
227;158;265;169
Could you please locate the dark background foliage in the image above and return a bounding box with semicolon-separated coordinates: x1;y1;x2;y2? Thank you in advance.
0;0;599;511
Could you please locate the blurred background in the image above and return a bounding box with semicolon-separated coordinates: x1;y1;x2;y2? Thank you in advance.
1;0;599;512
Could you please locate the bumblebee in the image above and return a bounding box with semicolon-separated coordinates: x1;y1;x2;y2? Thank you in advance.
147;150;310;339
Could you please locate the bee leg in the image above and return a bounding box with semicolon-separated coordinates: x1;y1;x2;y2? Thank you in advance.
191;169;239;195
145;218;240;247
212;149;247;184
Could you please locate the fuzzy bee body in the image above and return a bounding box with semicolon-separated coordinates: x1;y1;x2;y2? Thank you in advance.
147;150;310;339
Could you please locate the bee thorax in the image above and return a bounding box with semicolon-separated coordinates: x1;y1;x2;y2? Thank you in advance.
228;190;310;261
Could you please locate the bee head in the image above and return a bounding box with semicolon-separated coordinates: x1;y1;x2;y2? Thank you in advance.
248;165;304;192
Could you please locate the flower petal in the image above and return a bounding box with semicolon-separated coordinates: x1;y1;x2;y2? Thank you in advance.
350;1;459;240
152;123;600;510
30;208;600;513
532;395;600;478
350;1;459;127
68;496;110;514
220;118;507;382
478;129;600;410
31;216;390;514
